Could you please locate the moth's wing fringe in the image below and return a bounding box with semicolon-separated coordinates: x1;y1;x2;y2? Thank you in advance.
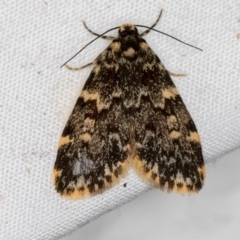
52;160;129;199
131;155;205;195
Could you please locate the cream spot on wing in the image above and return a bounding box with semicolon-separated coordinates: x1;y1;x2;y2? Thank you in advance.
151;163;159;175
83;117;95;132
135;88;148;107
175;172;184;185
112;89;122;97
80;133;92;142
67;181;76;189
166;157;176;166
185;177;192;186
169;130;181;139
58;135;73;147
115;63;119;71
111;42;121;52
170;175;175;181
123;47;135;58
104;165;111;176
140;42;149;51
162;87;179;99
81;90;109;112
105;63;114;69
167;115;179;129
159;99;165;109
94;184;99;191
168;115;177;124
76;176;85;188
187;131;201;143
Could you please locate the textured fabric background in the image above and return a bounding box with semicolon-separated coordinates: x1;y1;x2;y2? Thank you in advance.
0;0;240;239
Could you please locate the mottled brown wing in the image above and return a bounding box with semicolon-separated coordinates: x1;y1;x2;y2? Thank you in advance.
53;48;131;199
131;48;205;194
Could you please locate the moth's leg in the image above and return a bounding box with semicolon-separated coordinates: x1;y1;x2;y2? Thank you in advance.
168;71;187;77
82;21;114;40
65;62;93;71
140;9;163;37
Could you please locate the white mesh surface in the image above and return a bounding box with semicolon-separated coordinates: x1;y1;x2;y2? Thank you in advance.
0;1;240;239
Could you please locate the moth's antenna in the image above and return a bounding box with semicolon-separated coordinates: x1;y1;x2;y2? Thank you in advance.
61;21;202;68
136;25;203;51
61;26;120;68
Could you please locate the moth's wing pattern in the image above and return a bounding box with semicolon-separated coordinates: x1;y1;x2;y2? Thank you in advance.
132;48;205;194
54;21;205;198
53;47;131;199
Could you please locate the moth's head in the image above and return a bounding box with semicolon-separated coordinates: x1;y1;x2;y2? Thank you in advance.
118;24;139;38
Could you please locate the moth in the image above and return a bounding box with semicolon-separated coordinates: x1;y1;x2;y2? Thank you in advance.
53;10;205;199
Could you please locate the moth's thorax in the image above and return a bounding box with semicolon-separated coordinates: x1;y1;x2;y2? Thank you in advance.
112;24;147;59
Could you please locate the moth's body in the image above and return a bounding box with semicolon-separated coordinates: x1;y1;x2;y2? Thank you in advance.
53;23;205;199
